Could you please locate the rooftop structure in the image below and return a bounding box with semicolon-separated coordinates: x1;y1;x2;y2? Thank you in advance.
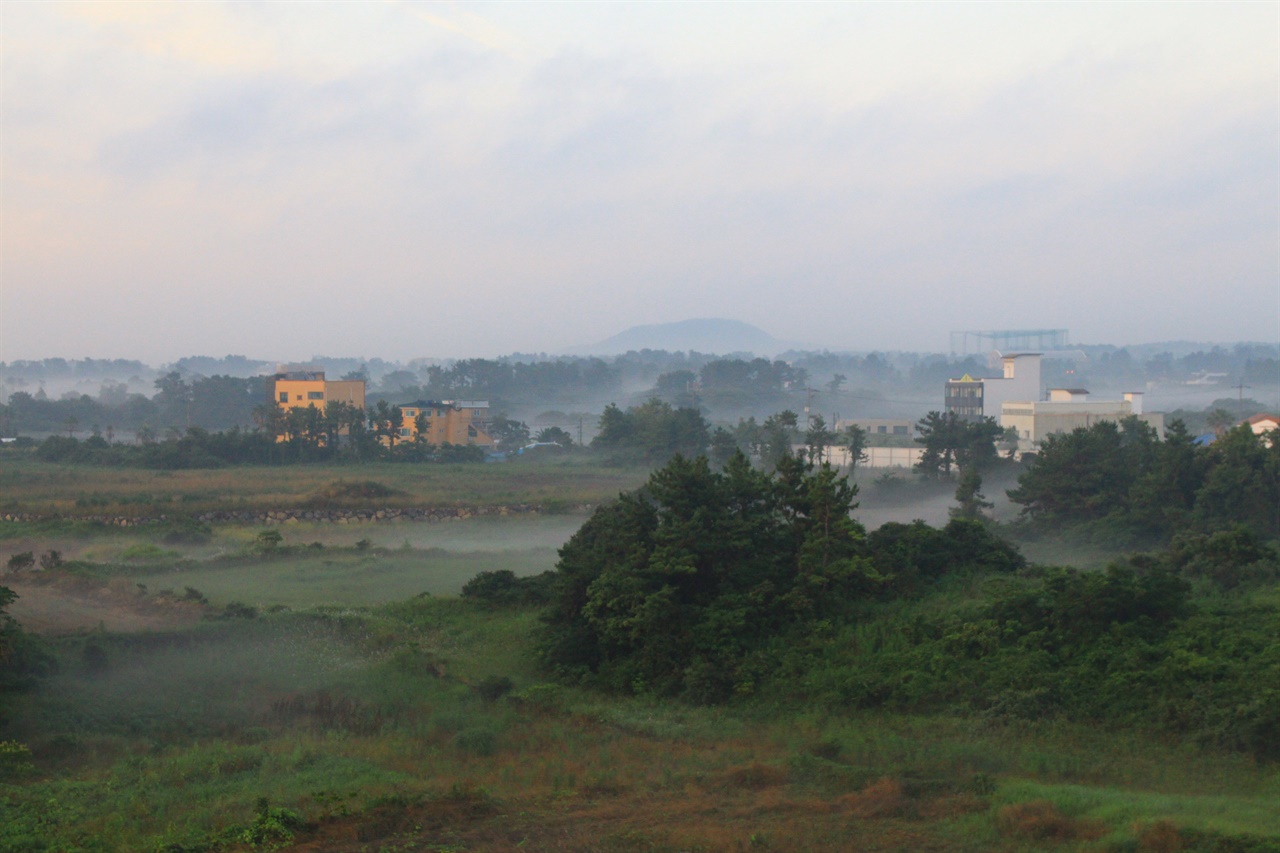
950;329;1068;356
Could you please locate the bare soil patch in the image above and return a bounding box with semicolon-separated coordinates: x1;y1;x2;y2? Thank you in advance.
4;578;202;635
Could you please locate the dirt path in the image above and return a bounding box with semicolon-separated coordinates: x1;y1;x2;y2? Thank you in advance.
4;580;201;635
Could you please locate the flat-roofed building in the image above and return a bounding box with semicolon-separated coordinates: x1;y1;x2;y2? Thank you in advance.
397;400;494;447
270;368;366;413
267;367;366;443
1001;390;1163;453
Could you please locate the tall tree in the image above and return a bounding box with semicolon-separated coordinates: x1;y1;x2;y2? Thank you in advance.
915;411;1002;479
951;466;993;520
842;424;868;472
803;414;837;465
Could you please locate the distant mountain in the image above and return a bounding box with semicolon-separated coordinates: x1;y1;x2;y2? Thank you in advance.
565;318;785;356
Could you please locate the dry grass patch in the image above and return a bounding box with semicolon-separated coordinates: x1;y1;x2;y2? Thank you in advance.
303;479;406;507
724;761;789;790
838;776;911;819
996;799;1106;843
1134;820;1188;853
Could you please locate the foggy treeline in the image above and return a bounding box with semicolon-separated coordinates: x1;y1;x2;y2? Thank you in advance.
2;343;1277;438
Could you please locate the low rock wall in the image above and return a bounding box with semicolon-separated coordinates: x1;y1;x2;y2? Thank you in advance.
0;504;587;527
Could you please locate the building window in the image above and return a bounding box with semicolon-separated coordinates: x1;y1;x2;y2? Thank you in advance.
400;428;412;437
307;391;324;400
893;425;908;435
278;392;288;403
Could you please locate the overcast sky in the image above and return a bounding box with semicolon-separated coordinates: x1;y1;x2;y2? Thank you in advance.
2;1;1277;364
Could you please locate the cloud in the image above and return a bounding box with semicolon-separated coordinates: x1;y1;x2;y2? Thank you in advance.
63;1;281;73
408;2;524;59
2;3;1276;361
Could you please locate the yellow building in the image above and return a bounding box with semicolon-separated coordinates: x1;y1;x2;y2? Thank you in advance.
396;400;494;447
270;369;366;412
268;369;366;443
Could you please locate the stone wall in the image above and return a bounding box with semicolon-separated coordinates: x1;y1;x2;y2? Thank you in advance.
0;504;590;527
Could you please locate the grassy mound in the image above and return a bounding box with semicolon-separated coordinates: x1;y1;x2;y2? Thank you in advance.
304;479;406;506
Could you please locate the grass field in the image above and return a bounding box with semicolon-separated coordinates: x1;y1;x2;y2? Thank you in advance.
3;598;1277;852
127;537;569;608
2;457;1277;851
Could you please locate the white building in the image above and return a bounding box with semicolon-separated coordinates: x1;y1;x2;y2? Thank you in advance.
1000;389;1164;453
944;353;1042;421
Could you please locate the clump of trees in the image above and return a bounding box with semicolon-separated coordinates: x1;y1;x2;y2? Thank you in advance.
538;452;1021;702
1009;419;1280;542
590;400;710;463
913;411;1006;479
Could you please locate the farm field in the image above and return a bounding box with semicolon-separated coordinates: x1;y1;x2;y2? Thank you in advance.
1;457;1277;852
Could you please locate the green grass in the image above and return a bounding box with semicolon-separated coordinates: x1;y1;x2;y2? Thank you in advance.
3;461;1277;851
131;547;560;607
996;778;1280;838
24;515;583;608
2;600;1277;852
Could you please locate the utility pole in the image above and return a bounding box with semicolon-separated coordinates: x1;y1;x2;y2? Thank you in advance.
1234;383;1251;420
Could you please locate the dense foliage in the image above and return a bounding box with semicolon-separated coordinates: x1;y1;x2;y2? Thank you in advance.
539;449;1280;762
791;527;1280;760
1009;419;1280;542
539;452;1021;702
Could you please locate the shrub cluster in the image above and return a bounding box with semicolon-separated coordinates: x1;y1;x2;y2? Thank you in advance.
792;528;1280;761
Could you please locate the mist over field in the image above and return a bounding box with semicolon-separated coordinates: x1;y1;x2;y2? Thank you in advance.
1;4;1277;849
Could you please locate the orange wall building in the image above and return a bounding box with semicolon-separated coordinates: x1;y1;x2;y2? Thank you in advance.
397;400;494;447
270;369;366;413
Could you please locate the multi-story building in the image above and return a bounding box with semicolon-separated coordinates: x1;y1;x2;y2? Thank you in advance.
270;368;366;413
944;353;1042;421
267;368;366;443
396;400;495;447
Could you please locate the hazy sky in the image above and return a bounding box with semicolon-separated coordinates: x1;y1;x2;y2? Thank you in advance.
3;1;1277;364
